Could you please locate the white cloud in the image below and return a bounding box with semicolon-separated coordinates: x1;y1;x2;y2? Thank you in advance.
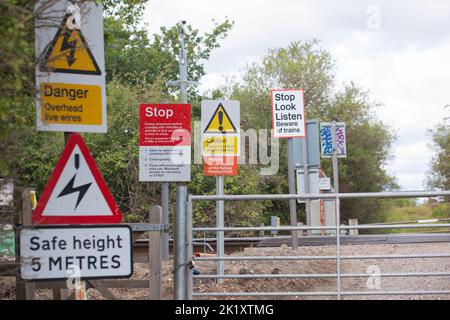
143;0;450;190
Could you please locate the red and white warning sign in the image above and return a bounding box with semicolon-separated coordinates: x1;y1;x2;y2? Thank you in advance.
33;133;122;225
139;104;191;181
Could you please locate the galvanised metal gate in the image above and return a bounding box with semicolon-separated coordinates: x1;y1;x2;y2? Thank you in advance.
174;188;450;300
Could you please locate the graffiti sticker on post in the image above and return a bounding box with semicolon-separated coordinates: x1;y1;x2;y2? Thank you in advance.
320;122;347;158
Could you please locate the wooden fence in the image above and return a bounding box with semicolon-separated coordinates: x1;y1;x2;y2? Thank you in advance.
0;188;165;300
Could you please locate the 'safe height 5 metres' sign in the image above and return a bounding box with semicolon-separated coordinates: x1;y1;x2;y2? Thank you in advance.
139;104;191;181
271;89;306;138
20;226;133;280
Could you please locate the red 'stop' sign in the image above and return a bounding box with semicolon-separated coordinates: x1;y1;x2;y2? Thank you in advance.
139;104;191;147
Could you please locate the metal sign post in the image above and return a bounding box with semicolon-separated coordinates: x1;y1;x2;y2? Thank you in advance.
287;139;298;249
161;182;169;261
174;186;187;300
331;120;341;299
293;119;320;236
331;121;340;194
201;99;240;283
271;89;306;249
301;136;311;236
166;21;197;261
216;176;225;283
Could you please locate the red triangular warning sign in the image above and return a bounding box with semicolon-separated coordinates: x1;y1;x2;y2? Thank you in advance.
33;133;122;225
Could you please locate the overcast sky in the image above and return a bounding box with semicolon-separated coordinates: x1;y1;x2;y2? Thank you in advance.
143;1;450;190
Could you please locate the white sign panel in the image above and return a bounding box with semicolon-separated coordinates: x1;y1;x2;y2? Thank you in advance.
0;179;14;206
35;1;106;132
320;122;347;158
296;169;319;203
318;177;331;190
201;100;240;156
271;89;306;138
44;145;111;216
20;226;132;280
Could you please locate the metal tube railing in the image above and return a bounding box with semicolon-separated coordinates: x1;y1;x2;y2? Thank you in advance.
191;233;450;242
192;290;450;297
190;191;450;201
193;272;450;279
185;190;450;300
192;223;450;232
193;253;450;261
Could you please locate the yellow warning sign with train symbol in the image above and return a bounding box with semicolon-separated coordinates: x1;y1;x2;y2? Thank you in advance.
201;101;240;156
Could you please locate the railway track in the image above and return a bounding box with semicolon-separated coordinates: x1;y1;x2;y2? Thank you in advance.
2;233;450;276
133;233;450;256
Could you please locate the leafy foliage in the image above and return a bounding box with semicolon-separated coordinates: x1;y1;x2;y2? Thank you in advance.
2;1;236;226
104;11;233;92
227;40;397;223
426;111;450;197
2;3;402;228
0;0;35;176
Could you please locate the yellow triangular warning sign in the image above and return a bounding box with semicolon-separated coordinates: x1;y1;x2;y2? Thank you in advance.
204;103;237;134
40;15;101;75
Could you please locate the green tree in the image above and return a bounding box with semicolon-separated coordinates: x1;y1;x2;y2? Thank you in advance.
0;0;150;177
426;108;450;198
227;40;397;224
0;0;35;176
322;84;397;222
104;7;233;91
5;2;235;225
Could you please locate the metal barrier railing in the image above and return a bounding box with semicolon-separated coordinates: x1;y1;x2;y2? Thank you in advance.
174;189;450;300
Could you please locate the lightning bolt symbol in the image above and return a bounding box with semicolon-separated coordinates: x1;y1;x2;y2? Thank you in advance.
58;174;92;210
61;28;77;66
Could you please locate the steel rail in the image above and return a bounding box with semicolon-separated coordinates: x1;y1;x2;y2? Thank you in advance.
190;191;450;202
192;290;450;297
192;223;450;233
193;253;450;261
193;272;450;279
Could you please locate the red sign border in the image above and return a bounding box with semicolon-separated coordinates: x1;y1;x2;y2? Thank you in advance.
32;133;122;225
